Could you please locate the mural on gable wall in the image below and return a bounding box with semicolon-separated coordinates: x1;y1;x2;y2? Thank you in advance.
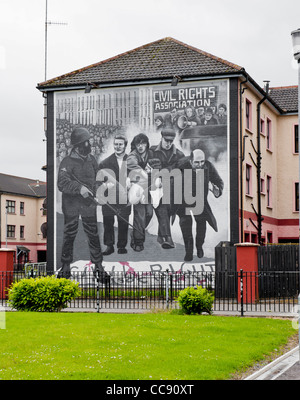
54;80;229;277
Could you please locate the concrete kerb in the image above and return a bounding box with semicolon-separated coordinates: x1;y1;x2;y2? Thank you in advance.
244;346;299;380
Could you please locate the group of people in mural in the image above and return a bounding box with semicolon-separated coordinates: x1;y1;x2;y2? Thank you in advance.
57;124;224;282
154;104;227;133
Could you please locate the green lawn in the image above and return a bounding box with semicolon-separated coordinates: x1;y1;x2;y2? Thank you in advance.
0;311;296;380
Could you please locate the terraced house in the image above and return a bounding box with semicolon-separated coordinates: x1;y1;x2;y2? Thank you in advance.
37;37;298;273
0;173;47;267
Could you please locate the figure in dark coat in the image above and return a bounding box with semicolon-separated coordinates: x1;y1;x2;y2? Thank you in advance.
150;128;185;249
174;149;224;262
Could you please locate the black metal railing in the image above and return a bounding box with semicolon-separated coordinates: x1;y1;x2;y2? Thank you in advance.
1;270;299;316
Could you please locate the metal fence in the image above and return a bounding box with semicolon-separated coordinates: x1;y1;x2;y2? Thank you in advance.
1;269;299;316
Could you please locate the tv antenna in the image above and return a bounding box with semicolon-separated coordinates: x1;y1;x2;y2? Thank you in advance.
44;0;68;81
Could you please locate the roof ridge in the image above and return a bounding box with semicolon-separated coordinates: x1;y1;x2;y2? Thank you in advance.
168;37;243;71
37;37;243;87
270;85;298;90
0;172;46;184
37;37;171;87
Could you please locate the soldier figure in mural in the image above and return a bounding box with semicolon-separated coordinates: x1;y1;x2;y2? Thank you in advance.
174;149;224;262
57;127;109;284
127;133;161;252
150;128;185;249
98;134;131;256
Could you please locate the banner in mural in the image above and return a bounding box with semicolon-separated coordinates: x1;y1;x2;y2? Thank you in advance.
54;80;229;276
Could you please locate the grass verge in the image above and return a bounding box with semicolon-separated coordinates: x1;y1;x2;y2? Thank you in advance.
0;311;296;380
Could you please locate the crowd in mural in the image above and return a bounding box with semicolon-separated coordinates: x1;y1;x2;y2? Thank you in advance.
56;119;122;165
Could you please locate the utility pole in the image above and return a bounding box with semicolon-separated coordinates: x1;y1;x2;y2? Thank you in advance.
43;0;67;139
44;0;68;81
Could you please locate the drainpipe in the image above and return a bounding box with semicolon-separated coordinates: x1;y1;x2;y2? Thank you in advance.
240;75;248;242
256;81;270;245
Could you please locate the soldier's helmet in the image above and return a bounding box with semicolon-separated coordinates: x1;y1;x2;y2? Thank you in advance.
71;127;90;146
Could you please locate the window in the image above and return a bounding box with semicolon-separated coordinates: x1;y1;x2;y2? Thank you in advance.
267;231;273;244
20;226;25;239
245;164;252;195
6;200;15;214
260;118;265;135
266;118;272;150
294;125;299;154
251;233;257;244
266;175;272;207
295;182;299;212
20;201;25;215
260;178;265;194
7;225;15;238
245;99;252;131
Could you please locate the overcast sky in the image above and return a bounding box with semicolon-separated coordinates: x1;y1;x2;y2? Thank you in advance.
0;0;299;181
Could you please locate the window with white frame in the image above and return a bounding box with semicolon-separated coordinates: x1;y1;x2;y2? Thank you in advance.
7;225;15;238
6;200;15;214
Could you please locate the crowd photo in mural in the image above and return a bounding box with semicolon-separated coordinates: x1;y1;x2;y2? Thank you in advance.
54;80;229;278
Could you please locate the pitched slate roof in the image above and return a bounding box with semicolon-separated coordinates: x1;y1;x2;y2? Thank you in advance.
269;86;298;113
0;173;46;198
37;37;244;89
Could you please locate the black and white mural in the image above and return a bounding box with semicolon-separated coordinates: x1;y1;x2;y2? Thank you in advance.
54;80;229;276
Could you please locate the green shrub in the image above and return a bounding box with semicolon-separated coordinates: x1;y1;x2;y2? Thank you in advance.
177;285;214;315
8;276;81;312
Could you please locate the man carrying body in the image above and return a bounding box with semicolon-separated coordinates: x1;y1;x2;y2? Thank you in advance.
98;134;131;255
127;133;160;252
150;128;184;249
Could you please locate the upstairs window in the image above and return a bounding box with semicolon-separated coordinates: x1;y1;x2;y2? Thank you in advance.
266;118;272;150
245;99;252;131
266;175;272;207
20;201;25;215
295;182;299;212
6;200;15;214
260;178;265;194
20;226;25;239
245;164;252;196
260;118;265;135
294;124;299;154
